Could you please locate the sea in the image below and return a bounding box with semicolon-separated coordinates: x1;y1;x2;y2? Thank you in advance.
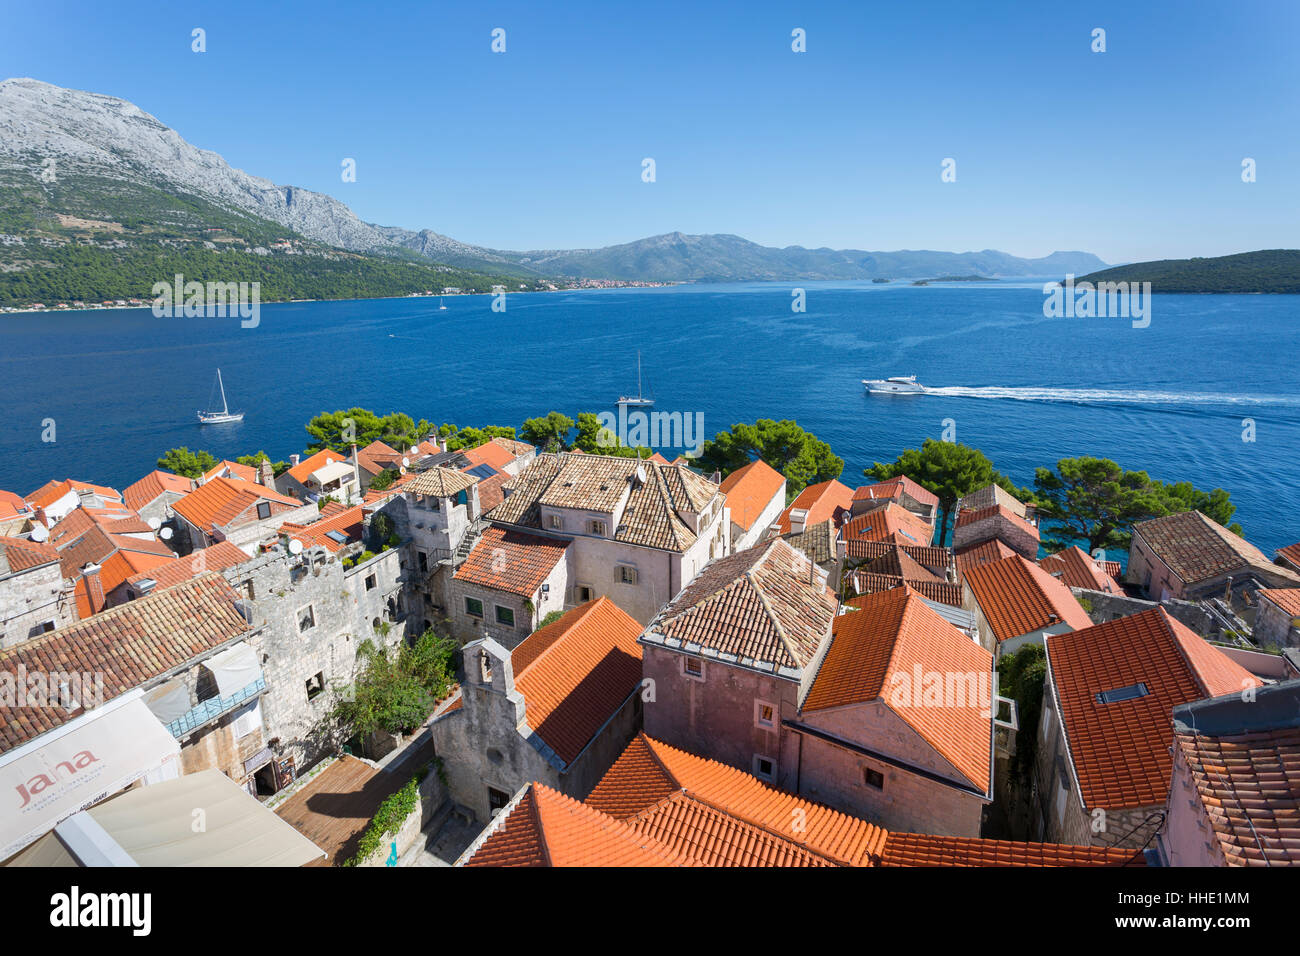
1;279;1297;554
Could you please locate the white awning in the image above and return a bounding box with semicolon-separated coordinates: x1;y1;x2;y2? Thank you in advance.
142;678;191;724
0;695;181;860
311;460;355;486
204;641;263;697
6;770;325;867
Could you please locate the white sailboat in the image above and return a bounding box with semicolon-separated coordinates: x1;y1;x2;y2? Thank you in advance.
617;351;655;408
198;368;244;424
439;297;448;311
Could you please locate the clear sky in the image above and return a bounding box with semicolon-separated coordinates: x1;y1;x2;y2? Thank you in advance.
2;0;1296;263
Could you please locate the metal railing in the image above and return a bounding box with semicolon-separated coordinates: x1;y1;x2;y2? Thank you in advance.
165;676;266;738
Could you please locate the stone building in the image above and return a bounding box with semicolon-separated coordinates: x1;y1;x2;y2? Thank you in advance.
1035;607;1261;850
0;535;76;648
486;452;730;625
850;475;939;528
449;527;570;646
961;553;1092;656
718;459;786;552
430;597;644;822
171;476;316;554
122;469;195;526
276;448;361;505
1253;588;1300;648
952;504;1039;559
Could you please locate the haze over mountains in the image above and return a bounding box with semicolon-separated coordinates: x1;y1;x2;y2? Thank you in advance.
0;78;1108;283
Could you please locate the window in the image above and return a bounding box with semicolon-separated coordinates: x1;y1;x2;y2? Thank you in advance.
495;605;515;628
588;519;607;536
753;755;775;781
417;550;428;573
488;787;511;816
365;573;377;591
575;585;593;603
863;767;884;790
465;596;484;618
1096;682;1150;705
243;581;255;601
682;656;705;681
256;501;271;520
548;513;563;530
297;604;315;632
305;672;324;701
27;621;56;638
617;565;639;585
754;700;776;729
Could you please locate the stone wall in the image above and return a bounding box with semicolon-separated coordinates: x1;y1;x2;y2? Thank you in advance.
0;562;75;649
1072;588;1212;634
953;513;1038;559
1254;595;1300;648
356;764;449;867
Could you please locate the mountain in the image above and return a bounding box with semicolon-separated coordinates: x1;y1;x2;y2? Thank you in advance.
0;77;1106;292
1075;250;1300;294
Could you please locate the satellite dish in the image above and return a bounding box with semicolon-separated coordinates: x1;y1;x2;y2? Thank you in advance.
399;466;407;475
402;457;410;468
29;523;49;543
147;516;162;531
288;539;304;556
409;447;418;456
159;527;174;541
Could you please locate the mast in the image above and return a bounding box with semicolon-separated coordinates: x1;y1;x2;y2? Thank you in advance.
217;369;229;414
637;351;643;399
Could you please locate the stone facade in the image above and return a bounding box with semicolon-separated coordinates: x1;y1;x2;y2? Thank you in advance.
448;558;568;648
0;557;75;649
430;637;641;822
1253;592;1300;648
952;511;1038;559
1071;587;1213;635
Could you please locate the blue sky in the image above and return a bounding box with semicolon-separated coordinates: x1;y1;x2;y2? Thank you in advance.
2;0;1296;263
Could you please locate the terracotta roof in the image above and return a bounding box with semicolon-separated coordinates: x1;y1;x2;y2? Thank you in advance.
0;490;29;520
779;518;838;566
955;538;1017;581
1045;607;1262;809
25;480;76;511
1174;721;1300;866
404;466;478;499
123;470;193;512
1277;543;1300;570
462;440;515;472
718;460;786;532
1134;510;1300;588
957;483;1027;518
852;573;962;607
0;572;250;753
285;448;347;486
963;554;1092;643
853;475;939;509
172;477;302;533
474;472;510;513
647;538;836;673
507;597;643;765
847;538;951;573
54;521;174;580
955;504;1040;543
859;543;941;583
805;588;993;791
492;453;719;553
0;535;60;572
354;440;403;476
585;733;888;866
841;503;933;547
1259;588;1300;618
125;541;250;592
879;832;1143;867
202;460;258;484
454;526;569;597
489;437;534;459
281;506;364;554
1039;546;1121;593
775;479;853;534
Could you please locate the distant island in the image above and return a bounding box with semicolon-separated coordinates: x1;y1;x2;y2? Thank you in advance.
1074;249;1300;294
911;275;995;286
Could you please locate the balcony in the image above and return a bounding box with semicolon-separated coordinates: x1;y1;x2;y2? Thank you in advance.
166;675;267;738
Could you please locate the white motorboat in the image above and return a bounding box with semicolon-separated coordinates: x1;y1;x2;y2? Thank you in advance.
863;374;925;394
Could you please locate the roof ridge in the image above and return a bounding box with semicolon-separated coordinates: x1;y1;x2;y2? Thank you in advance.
513;598;604;682
639;733;683;792
745;563;800;669
662;789;848;866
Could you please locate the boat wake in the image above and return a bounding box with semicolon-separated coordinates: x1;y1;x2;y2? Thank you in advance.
922;385;1300;407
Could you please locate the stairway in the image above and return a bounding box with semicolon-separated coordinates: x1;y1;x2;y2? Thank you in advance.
448;518;489;568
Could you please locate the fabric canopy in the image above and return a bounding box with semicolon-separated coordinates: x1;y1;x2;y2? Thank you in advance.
0;696;181;860
7;769;324;867
142;678;191;724
204;641;262;697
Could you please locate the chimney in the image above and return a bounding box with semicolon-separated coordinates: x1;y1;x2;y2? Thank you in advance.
257;459;274;487
351;443;362;502
0;542;9;576
81;563;105;614
789;508;808;534
290;454;301;467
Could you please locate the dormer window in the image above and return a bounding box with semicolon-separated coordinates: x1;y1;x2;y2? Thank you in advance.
588;519;607;536
549;514;563;530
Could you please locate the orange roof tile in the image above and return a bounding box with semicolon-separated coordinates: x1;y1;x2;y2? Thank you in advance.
963;554;1092;643
775;479;853;534
1039;546;1120;593
1046;607;1262;809
172;477;302;533
125;540;250;592
853;475;939;509
1277;543;1300;571
280;506;364;554
841;503;933;547
1258;588;1300;618
804;588;993;791
285;448;347;486
507;597;643;765
719;459;786;532
123;470;193;513
25;479;75;511
956;503;1040;543
462;440;515;472
880;832;1144;866
0;535;60;572
453;526;568;597
955;538;1017;581
851;573;963;607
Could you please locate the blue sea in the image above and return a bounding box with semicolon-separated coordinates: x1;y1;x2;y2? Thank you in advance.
1;280;1297;553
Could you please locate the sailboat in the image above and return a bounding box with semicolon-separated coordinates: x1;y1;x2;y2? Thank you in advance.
197;369;244;424
438;297;448;311
616;351;655;408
